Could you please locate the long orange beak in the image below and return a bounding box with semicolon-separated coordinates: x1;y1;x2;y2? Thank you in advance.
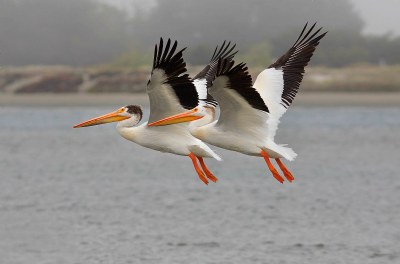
147;108;203;127
73;109;129;128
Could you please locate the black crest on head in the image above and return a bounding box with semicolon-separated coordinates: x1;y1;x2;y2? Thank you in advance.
125;105;143;121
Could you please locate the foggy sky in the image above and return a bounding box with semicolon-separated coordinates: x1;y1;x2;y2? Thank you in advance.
351;0;400;36
102;0;400;37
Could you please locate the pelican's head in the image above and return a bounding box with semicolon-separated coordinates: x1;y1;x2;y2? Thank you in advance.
73;105;143;128
147;105;215;127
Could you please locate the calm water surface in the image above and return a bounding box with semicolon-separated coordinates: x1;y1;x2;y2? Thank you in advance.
1;106;399;264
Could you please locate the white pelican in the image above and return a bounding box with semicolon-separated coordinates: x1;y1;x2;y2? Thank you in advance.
74;38;236;185
148;23;327;183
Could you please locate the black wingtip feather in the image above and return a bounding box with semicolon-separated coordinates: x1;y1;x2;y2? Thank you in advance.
211;40;226;61
293;22;308;47
194;41;238;80
157;38;164;65
268;23;327;108
216;58;269;113
211;45;219;62
160;38;171;64
150;38;198;110
191;40;239;108
164;40;177;63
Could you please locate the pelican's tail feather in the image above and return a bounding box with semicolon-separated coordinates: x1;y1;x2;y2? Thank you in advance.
263;142;297;161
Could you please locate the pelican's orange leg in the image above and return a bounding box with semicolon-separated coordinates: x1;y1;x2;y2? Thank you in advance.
188;153;208;185
260;150;284;183
197;157;218;183
275;158;294;182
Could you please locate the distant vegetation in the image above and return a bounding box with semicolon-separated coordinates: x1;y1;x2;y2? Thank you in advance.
300;65;400;92
0;0;129;66
1;65;400;93
0;0;400;68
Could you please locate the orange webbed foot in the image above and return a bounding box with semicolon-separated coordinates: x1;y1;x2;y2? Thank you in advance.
260;150;284;184
271;169;285;184
188;153;209;185
197;157;218;183
275;158;294;182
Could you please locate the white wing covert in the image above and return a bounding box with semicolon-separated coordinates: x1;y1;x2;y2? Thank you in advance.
209;59;270;140
254;23;327;140
192;41;237;108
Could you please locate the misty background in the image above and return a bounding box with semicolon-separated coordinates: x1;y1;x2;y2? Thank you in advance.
1;0;400;67
1;2;400;263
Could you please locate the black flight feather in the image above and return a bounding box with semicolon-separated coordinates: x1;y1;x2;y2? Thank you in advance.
216;59;269;113
193;41;238;107
269;22;327;108
150;38;198;110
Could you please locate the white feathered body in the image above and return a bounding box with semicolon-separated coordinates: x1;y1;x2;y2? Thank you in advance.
117;121;221;160
191;69;297;161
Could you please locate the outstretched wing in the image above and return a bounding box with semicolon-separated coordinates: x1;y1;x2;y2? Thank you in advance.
193;41;237;107
147;38;198;123
209;59;270;139
253;23;327;139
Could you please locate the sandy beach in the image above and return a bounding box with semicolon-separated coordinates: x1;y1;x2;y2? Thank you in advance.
1;92;400;107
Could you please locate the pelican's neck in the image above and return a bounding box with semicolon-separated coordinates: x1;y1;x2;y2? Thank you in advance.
189;108;215;129
189;106;216;140
116;117;141;141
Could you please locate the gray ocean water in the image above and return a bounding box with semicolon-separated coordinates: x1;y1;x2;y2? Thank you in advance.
1;106;399;264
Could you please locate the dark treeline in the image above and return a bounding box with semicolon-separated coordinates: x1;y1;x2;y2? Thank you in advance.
0;0;399;67
0;0;129;65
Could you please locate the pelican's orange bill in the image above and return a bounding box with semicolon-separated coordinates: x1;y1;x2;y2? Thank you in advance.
147;108;202;127
73;109;129;128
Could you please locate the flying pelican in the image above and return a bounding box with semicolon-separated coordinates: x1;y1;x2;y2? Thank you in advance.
74;38;236;185
148;23;327;183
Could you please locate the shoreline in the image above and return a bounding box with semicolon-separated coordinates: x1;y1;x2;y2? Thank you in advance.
1;92;400;107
